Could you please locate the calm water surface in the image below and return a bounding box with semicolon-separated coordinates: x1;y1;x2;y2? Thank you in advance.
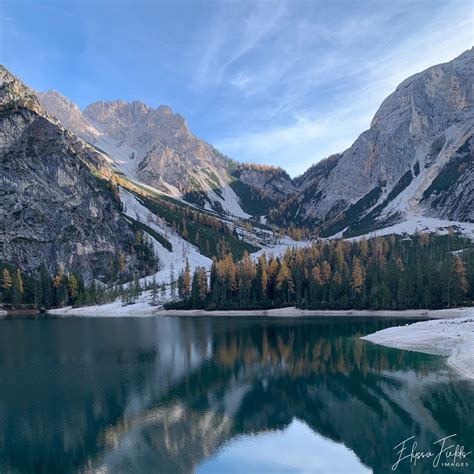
0;316;473;474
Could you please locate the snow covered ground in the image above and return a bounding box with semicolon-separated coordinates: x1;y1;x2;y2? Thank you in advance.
160;307;463;318
48;291;164;317
48;302;471;320
362;308;474;379
48;182;474;322
251;236;313;260
213;184;251;219
49;188;242;317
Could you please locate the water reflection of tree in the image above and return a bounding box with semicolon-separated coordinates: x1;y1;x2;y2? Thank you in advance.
211;321;424;377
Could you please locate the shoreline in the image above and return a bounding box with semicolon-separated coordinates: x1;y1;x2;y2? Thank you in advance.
362;310;474;379
47;304;473;319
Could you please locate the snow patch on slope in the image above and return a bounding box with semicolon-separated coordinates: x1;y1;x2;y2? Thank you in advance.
120;189;212;286
214;184;251;219
95;135;140;179
48;297;161;317
251;236;313;260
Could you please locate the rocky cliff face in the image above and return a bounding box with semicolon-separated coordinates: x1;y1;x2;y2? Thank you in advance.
0;66;146;280
229;164;296;216
234;165;296;201
273;48;474;234
421;133;474;222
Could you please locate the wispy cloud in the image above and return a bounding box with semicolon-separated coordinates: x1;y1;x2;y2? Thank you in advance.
193;1;287;87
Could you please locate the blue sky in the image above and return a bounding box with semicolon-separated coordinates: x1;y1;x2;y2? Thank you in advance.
1;0;472;176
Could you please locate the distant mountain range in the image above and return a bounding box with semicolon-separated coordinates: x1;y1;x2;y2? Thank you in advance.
1;47;473;280
38;48;473;232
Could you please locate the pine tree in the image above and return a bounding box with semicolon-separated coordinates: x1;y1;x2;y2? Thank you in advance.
198;267;208;303
12;269;21;305
68;274;79;303
312;265;323;286
452;255;469;305
321;261;331;283
16;269;24;296
133;273;141;300
151;275;158;305
170;263;176;300
351;257;365;295
2;268;12;290
182;259;191;298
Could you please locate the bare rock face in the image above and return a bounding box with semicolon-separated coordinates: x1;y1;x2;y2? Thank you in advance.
275;48;474;233
0;65;141;280
421;134;474;222
35;48;473;231
38;88;299;219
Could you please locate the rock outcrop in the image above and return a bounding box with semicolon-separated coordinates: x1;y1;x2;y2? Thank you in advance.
229;164;296;216
84;101;233;196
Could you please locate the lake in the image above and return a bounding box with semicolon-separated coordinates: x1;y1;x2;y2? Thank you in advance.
0;315;473;473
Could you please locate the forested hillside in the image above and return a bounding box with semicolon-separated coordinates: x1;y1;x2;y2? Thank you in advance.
168;232;473;311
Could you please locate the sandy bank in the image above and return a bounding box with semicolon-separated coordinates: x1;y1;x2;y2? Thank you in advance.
362;311;474;379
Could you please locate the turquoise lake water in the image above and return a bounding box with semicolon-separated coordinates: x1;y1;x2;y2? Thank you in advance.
0;315;473;473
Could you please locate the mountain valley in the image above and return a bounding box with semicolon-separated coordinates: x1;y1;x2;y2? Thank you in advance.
1;48;473;310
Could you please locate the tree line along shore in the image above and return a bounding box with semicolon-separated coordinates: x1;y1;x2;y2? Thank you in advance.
167;232;473;312
1;232;473;314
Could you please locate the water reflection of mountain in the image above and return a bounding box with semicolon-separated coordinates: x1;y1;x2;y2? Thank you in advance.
0;317;473;473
